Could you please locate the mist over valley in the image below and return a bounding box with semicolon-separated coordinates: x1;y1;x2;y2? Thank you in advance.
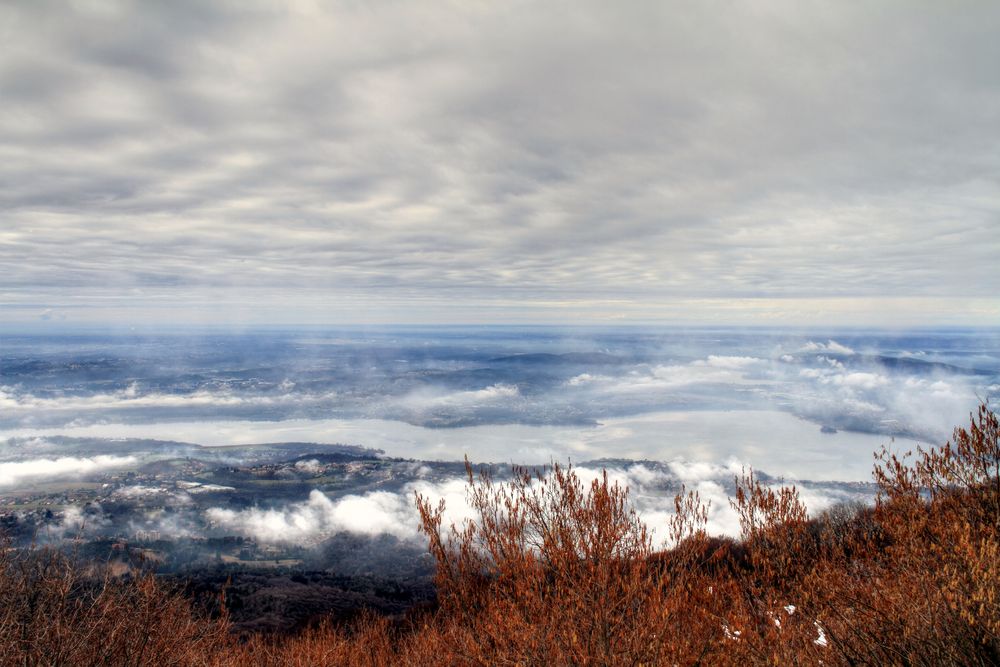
3;328;996;571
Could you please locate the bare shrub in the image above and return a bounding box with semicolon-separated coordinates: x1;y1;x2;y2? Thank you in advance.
5;404;1000;665
0;545;230;666
415;460;722;664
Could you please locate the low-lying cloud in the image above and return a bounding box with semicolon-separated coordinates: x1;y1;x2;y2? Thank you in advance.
204;462;868;547
0;455;137;487
0;384;334;412
0;337;989;446
801;341;856;355
206;477;472;544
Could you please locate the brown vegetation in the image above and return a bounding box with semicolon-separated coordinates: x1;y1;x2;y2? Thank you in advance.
2;404;999;665
0;546;228;666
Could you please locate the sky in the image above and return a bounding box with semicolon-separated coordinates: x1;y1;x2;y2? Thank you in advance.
1;0;998;328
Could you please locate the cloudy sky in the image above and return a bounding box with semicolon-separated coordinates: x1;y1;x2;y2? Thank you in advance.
1;0;998;327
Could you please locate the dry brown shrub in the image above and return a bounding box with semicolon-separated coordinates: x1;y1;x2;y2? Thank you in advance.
862;403;1000;664
415;460;723;665
715;469;827;665
225;613;414;667
0;545;230;666
771;403;1000;666
6;404;1000;666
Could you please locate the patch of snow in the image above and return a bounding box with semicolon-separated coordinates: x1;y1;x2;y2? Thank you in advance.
814;621;828;647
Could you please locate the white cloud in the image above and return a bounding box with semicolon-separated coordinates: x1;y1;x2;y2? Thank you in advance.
698;356;764;369
294;459;322;474
116;485;168;497
205;461;868;546
801;341;856;355
187;483;235;493
827;372;890;390
0;385;333;412
0;455;136;487
576;361;754;395
206;477;473;544
566;373;596;386
403;383;521;409
1;2;997;326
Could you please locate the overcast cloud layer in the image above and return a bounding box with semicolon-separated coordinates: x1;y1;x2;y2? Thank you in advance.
1;1;998;325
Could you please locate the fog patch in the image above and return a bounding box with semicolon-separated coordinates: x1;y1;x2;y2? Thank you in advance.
204;462;870;547
294;459;322;474
0;385;334;413
43;504;112;541
205;477;472;545
698;356;765;369
801;341;856;355
0;455;137;487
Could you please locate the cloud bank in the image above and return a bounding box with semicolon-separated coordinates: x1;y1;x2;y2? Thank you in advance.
206;477;473;544
4;336;985;442
1;1;998;325
203;463;865;546
0;455;137;487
